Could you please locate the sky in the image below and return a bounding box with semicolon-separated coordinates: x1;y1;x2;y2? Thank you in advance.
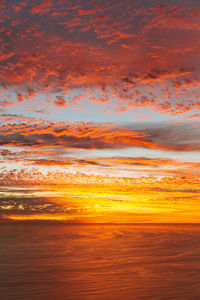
0;0;200;223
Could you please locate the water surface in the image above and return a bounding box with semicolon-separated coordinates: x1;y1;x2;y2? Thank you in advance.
1;223;200;300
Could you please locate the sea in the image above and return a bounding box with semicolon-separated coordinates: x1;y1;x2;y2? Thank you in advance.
1;223;200;300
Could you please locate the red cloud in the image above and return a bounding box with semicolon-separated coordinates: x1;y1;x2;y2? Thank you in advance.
0;115;199;151
31;0;52;14
0;0;199;116
54;96;67;107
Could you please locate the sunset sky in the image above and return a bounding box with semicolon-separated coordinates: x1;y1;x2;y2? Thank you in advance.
0;0;200;223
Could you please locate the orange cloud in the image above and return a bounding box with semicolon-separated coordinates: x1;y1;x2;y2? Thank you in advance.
0;0;199;224
0;172;200;223
31;0;52;14
0;115;199;151
0;0;200;115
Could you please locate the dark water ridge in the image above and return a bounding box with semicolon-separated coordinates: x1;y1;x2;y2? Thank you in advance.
1;223;200;300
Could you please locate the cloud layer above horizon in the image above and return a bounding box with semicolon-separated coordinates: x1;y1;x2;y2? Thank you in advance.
0;0;199;223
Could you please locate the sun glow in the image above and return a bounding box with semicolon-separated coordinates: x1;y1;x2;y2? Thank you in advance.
2;175;200;223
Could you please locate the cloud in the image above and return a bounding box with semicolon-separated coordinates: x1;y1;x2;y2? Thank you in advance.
0;115;199;151
0;0;199;224
0;0;200;115
23;156;200;178
0;171;200;223
54;96;67;107
31;0;52;14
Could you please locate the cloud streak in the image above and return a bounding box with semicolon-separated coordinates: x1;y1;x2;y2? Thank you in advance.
0;116;199;151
